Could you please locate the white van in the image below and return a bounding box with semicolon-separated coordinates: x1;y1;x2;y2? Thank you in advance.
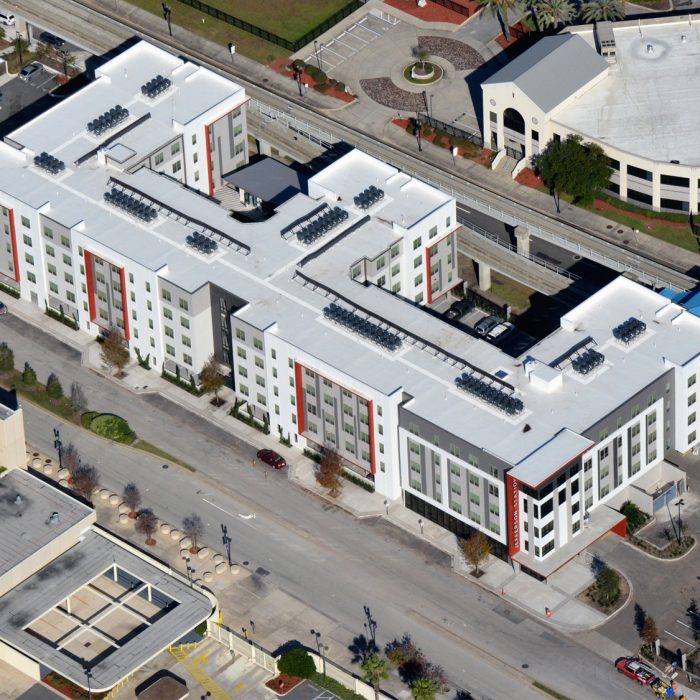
0;12;15;26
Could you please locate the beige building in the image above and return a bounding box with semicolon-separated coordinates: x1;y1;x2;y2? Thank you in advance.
482;15;700;213
0;389;25;471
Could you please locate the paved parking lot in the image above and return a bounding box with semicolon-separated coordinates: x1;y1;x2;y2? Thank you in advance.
301;11;399;75
447;306;535;356
0;69;60;137
282;680;339;700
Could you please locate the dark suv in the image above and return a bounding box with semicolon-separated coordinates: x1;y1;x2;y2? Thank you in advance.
39;31;65;47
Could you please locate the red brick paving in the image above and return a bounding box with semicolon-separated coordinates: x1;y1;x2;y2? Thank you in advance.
383;0;477;25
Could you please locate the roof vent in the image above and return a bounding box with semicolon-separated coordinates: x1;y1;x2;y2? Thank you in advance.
595;21;617;64
682;35;687;43
646;43;654;54
13;495;22;505
47;511;60;526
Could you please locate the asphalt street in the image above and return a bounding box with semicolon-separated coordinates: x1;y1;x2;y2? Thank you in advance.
1;313;649;700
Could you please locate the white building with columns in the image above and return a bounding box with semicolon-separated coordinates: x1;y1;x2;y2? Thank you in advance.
482;14;700;213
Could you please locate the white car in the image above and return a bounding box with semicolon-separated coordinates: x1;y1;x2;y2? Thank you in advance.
0;12;15;26
487;322;514;342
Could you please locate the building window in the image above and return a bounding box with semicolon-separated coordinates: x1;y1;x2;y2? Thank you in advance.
179;298;189;311
47;264;56;276
182;335;191;347
236;328;245;341
171;142;181;156
44;226;53;239
172;161;182;174
162;289;172;302
413;237;421;250
49;282;58;293
254;338;263;350
183;353;192;366
154;152;164;166
238;366;248;378
429;225;438;239
689;431;697;444
25;253;34;265
164;308;173;320
181;317;190;329
21;216;30;228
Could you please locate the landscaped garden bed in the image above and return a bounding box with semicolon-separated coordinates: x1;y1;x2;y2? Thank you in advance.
265;674;305;695
578;563;629;615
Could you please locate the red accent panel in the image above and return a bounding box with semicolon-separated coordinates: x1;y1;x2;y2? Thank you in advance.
425;247;432;305
118;266;130;342
204;123;214;197
83;250;97;322
294;362;305;435
611;517;627;538
506;474;520;558
367;399;376;475
7;209;19;283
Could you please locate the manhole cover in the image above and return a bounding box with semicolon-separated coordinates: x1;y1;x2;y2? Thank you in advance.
617;229;624;233
162;464;169;469
623;239;630;244
606;224;613;229
243;560;249;566
262;78;268;83
255;567;270;576
522;663;529;669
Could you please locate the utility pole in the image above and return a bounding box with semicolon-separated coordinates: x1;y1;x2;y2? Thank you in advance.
314;40;323;72
16;32;22;66
676;498;685;544
293;65;303;98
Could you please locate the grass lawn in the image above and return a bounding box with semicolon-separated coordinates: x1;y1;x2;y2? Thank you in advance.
490;272;535;312
125;0;289;64
0;371;77;423
583;202;698;253
132;439;195;472
198;0;354;40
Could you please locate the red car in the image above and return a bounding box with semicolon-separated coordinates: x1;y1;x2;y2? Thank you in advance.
256;449;286;469
615;657;657;685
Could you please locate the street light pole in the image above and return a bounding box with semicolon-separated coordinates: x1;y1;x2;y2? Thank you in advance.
314;40;322;72
221;524;232;566
676;498;685;544
162;3;172;35
53;427;63;469
16;32;22;66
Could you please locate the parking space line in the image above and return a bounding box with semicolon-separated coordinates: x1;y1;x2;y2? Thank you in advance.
664;629;694;646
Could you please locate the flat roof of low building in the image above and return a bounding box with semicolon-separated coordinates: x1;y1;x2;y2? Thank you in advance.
0;528;212;691
0;470;93;581
555;17;700;165
223;156;305;206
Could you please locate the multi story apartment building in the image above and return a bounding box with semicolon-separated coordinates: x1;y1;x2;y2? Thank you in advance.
0;40;693;580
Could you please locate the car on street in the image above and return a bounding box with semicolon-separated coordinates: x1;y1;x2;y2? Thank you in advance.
39;31;65;47
19;63;43;82
487;321;514;342
0;12;15;26
445;298;473;321
256;449;286;469
0;302;7;315
474;315;500;337
615;657;657;685
650;677;674;698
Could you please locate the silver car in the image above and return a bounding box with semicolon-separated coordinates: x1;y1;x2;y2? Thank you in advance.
19;63;43;82
474;315;500;337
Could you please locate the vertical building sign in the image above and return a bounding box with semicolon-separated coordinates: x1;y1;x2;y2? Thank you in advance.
506;474;520;557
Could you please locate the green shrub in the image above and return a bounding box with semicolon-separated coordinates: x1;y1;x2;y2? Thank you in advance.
277;648;316;679
0;342;13;372
46;373;63;399
621;501;649;534
0;281;20;298
89;413;136;444
311;673;365;700
21;362;37;386
81;411;97;429
335;81;345;92
314;82;331;93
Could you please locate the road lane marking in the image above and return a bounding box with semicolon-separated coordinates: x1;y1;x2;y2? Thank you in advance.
664;629;694;646
202;497;237;518
676;620;693;630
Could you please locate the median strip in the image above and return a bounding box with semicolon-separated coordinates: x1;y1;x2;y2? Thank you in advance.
532;681;572;700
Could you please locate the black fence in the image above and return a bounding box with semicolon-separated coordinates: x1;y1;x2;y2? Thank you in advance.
415;113;482;146
431;0;471;16
174;0;366;52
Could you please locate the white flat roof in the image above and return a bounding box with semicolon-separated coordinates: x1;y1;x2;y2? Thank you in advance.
309;149;451;228
555;19;700;165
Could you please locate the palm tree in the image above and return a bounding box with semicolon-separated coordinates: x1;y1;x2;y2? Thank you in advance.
478;0;520;40
535;0;576;28
360;655;389;700
411;678;438;700
580;0;625;22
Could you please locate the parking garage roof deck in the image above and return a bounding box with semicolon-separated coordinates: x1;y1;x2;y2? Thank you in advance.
555;18;700;165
